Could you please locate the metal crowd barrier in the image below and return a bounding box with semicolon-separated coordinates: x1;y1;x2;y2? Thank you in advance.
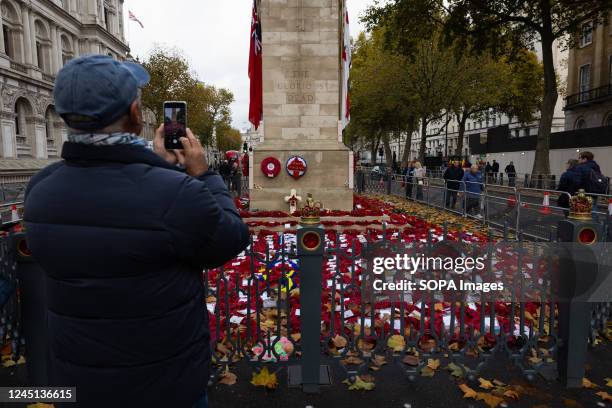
358;170;612;242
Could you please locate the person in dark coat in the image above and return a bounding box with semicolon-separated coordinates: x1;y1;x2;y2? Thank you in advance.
23;55;249;408
484;162;492;184
404;160;415;199
491;160;500;183
443;161;464;209
557;159;581;211
575;151;602;191
505;161;517;187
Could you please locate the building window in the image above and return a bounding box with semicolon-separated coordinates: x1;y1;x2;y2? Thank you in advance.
605;113;612;127
1;2;21;62
579;64;591;101
580;21;593;47
34;20;51;73
575;118;587;129
2;25;10;58
61;35;74;66
514;129;520;138
14;98;32;145
104;7;111;32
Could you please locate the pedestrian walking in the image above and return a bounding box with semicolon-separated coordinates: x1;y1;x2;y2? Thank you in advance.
491;160;500;183
443;160;464;209
414;161;426;200
461;164;484;217
505;161;517;187
557;159;582;214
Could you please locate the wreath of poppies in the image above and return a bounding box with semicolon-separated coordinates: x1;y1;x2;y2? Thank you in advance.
260;157;281;178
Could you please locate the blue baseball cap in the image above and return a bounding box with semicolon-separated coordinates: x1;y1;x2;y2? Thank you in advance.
54;54;150;131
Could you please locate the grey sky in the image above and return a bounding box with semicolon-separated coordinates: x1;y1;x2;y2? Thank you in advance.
123;0;373;131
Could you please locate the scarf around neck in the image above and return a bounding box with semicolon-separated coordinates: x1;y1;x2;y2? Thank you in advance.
68;132;147;147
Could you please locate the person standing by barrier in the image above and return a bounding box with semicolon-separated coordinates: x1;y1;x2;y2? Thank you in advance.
405;160;415;199
505;161;517;187
23;55;250;408
491;160;500;183
557;159;581;215
443;161;464;209
414;161;426;200
576;151;607;196
461;164;484;217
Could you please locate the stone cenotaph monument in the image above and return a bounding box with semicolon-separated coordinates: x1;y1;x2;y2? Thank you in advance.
249;0;353;211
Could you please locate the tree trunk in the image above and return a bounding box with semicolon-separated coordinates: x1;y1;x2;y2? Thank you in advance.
371;134;381;165
418;117;427;163
401;118;416;167
382;132;393;168
532;2;557;175
455;113;468;158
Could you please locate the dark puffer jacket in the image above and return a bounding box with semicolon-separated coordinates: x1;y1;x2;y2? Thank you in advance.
24;142;249;408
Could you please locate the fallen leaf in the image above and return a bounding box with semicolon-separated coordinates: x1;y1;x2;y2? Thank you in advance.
582;377;598;389
26;404;54;408
251;367;278;389
343;376;375;391
218;371;237;385
479;377;495;390
503;389;519;399
387;335;405;352
446;362;464;378
605;377;612;387
596;391;612;402
332;335;347;348
421;366;435;377
562;398;582;408
290;333;301;342
427;358;441;370
459;383;478;398
493;379;506;387
2;356;25;367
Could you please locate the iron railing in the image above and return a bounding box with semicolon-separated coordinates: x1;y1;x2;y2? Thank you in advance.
565;84;612;110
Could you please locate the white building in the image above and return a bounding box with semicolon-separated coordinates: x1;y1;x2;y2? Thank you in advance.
0;0;129;170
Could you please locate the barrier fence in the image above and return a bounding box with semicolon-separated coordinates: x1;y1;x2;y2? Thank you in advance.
356;170;612;242
0;178;610;394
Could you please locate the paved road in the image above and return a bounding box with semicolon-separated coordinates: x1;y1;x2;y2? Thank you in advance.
1;341;611;407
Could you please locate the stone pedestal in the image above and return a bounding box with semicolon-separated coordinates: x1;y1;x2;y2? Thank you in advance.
250;0;353;211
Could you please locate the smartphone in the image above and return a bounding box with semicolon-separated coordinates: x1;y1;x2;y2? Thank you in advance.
163;101;187;150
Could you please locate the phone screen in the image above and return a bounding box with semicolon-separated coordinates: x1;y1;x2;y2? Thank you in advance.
164;102;187;150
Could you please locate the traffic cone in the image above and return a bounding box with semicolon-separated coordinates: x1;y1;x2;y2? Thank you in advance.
10;205;19;222
539;192;552;215
608;198;612;216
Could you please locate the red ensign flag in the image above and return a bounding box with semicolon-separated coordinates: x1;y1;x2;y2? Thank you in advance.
248;0;263;130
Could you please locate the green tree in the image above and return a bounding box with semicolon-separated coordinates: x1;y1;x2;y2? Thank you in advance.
141;46;235;147
364;0;612;174
217;127;242;152
347;31;416;166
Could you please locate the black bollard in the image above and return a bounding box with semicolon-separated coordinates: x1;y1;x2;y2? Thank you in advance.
288;219;330;393
555;198;603;388
12;232;49;386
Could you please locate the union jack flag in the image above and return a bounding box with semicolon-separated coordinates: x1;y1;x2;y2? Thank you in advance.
128;10;144;29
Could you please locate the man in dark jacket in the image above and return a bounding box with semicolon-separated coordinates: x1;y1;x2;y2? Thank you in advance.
557;159;581;211
505;162;517;187
491;160;500;183
575;151;603;191
24;55;249;408
443;161;464;209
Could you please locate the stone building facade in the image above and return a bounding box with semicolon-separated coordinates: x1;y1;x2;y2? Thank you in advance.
0;0;153;171
564;13;612;130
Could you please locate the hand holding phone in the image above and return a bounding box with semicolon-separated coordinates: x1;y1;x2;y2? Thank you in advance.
163;101;187;150
175;129;209;177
